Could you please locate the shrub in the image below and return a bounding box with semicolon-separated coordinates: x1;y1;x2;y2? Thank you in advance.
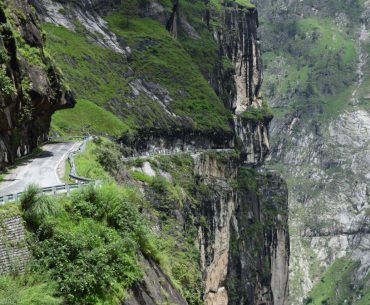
303;297;313;305
0;67;15;97
21;185;60;230
94;142;122;173
20;184;40;212
32;220;141;305
150;176;168;194
27;183;163;305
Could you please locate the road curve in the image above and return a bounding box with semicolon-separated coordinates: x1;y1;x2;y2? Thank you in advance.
0;141;81;196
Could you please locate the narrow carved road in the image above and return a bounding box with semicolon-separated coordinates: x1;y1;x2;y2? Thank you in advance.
0;141;81;196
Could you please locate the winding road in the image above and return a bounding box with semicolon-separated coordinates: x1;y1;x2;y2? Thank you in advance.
0;141;81;196
0;138;234;201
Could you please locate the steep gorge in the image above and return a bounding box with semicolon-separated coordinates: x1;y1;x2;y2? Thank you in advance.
0;0;290;305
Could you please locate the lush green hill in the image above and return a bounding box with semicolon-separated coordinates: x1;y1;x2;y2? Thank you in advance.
45;2;233;138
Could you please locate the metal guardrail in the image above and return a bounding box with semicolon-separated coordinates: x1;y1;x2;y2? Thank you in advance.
0;135;232;203
68;136;94;183
0;183;89;204
0;136;99;205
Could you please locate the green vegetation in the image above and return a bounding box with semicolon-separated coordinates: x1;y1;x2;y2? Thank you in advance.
130;170;153;183
106;13;232;132
74;140;112;180
304;257;367;305
237;167;257;191
0;274;61;305
0;67;15;97
20;183;161;305
44;8;232;136
233;0;255;9
43;23;129;108
51;99;129;136
209;0;255;12
262;14;357;121
240;100;273;122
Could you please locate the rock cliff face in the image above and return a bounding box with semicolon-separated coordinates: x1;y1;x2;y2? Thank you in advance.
216;4;262;114
25;1;289;304
194;153;289;305
0;0;74;170
214;3;271;165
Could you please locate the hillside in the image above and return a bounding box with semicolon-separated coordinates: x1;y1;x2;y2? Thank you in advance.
256;0;370;304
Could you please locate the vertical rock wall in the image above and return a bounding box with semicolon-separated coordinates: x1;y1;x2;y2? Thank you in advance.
216;4;263;114
0;0;74;170
214;3;272;165
194;153;289;305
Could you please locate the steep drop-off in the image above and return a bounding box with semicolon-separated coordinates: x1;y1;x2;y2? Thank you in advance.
0;1;290;305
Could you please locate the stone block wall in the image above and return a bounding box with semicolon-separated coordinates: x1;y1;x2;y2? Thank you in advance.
0;207;29;275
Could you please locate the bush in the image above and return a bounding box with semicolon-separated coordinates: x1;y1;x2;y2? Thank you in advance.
20;184;40;212
0;67;15;97
94;143;122;173
150;176;168;194
303;297;313;305
21;185;60;230
28;183;161;305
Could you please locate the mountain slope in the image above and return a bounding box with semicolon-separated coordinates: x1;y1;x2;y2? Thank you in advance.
256;0;370;304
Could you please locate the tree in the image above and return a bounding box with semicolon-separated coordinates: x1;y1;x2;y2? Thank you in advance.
121;0;138;28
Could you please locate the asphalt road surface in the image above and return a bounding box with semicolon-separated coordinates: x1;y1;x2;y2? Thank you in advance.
0;141;81;196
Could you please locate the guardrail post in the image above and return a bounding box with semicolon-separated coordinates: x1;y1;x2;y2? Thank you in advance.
14;193;18;201
66;184;70;196
4;195;8;203
52;186;57;195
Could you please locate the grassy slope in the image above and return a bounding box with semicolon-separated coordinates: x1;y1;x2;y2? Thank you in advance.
305;257;369;305
6;138;207;305
74;140;112;181
51;99;129;136
105;14;231;132
0;274;61;305
45;4;232;136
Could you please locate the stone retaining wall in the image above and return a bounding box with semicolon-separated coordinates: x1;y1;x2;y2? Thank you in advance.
0;207;29;275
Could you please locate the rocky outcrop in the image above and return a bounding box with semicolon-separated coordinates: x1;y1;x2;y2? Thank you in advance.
194;153;289;305
124;257;188;305
257;0;370;302
0;0;74;169
213;3;271;165
216;4;263;114
31;0;128;54
27;1;290;304
234;117;271;164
